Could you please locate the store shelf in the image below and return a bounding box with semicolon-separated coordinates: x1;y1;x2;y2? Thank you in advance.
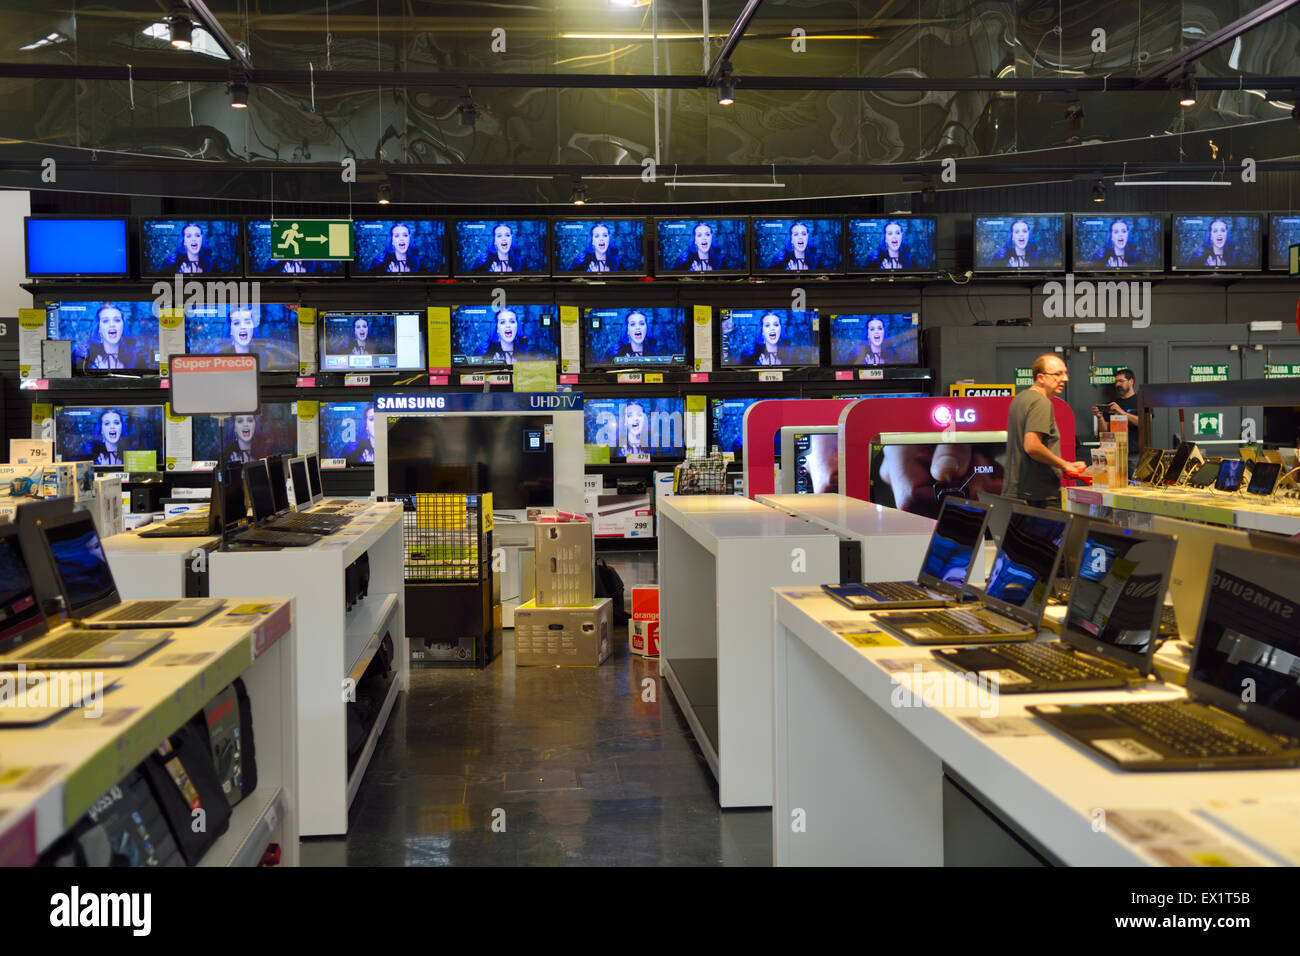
662;658;719;763
344;592;400;684
198;787;286;868
345;672;401;809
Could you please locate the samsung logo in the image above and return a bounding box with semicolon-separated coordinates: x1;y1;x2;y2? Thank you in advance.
1212;572;1294;619
375;396;446;411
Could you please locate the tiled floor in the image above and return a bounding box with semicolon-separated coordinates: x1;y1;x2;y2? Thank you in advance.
300;625;772;866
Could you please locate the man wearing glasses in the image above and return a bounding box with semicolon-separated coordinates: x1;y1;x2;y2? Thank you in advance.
1003;353;1088;507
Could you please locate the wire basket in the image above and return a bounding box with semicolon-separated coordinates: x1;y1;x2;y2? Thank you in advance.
393;493;487;582
673;455;729;495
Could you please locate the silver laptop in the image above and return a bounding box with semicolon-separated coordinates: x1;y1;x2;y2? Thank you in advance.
36;511;223;629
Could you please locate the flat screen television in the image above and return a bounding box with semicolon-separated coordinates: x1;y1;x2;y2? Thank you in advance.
25;218;129;278
869;434;1007;518
552;219;646;276
245;219;346;277
751;217;842;275
139;218;243;276
583;398;685;461
828;312;918;366
55;405;164;470
582;307;686;370
709;397;792;457
779;427;839;494
654;218;748;276
1071;214;1165;272
190;403;298;468
1269;214;1300;271
184;303;299;372
45;301;160;372
846;217;938;273
451;304;558;368
350;219;447;276
319;310;424;371
452;219;549;276
319;401;376;467
972;215;1066;272
719;308;818;367
1170;215;1262;271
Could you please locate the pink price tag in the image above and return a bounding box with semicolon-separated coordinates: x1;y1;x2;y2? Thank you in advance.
560;374;580;384
35;380;49;390
296;376;316;388
428;375;449;385
159;379;169;389
429;367;451;375
690;372;709;383
835;370;854;380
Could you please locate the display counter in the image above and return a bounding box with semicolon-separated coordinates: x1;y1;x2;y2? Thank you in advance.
1065;485;1300;536
754;494;935;580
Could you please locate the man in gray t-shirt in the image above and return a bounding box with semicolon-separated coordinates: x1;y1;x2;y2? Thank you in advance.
1003;353;1087;506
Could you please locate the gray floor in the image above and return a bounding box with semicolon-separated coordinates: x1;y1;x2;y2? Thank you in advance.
300;619;772;866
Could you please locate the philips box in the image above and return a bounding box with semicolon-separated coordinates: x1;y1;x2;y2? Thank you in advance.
534;520;595;607
514;599;612;667
630;586;660;657
41;463;77;499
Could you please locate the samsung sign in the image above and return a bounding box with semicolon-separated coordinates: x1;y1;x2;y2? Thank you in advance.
375;393;583;413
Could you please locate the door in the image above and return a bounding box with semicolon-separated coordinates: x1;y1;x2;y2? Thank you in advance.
1066;346;1149;457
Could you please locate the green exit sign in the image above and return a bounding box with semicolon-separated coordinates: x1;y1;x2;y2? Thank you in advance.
1265;363;1300;378
270;219;353;260
1088;364;1121;386
1193;412;1224;437
1014;366;1034;388
1189;364;1230;383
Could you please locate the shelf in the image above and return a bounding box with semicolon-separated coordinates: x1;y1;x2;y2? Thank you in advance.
197;787;287;868
662;658;720;777
344;591;400;684
345;672;401;810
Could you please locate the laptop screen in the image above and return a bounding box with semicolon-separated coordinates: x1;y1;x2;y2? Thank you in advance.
983;510;1068;619
245;460;278;521
919;500;986;588
306;453;323;498
1189;546;1300;738
43;516;117;614
266;456;291;513
220;462;247;529
0;529;45;648
289;458;311;506
1063;526;1175;668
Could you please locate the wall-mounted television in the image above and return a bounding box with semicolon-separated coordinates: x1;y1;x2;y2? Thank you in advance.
719;308;819;368
552;219;646;276
654;218;748;276
1170;214;1262;271
846;217;937;273
350;219;447;276
582;307;687;370
1071;214;1165;272
751;218;842;274
139;218;243;276
972;215;1065;272
184;303;300;372
1269;214;1300;271
708;397;794;457
319;310;424;371
45;301;160;372
246;219;346;277
828;312;918;367
451;304;558;368
452;219;549;276
25;217;130;278
319;402;376;467
583;397;685;461
54;405;164;470
191;402;298;467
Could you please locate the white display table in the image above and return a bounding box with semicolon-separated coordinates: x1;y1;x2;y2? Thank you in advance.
755;494;935;580
772;587;1300;866
1066;485;1300;536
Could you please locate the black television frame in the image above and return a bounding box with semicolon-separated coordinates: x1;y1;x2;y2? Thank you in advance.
24;215;132;280
749;216;845;277
653;217;751;278
450;217;552;279
137;216;245;279
347;217;450;279
550;217;649;278
970;213;1068;275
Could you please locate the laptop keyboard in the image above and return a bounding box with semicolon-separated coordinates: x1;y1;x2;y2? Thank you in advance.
997;643;1121;681
929;608;1023;635
266;513;334;533
98;600;173;622
235;528;318;547
15;629;115;660
868;581;933;601
1103;701;1272;758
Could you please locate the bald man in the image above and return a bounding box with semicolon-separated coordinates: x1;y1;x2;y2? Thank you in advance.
1004;353;1087;507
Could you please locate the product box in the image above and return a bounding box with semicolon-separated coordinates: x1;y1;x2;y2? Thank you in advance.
592;494;653;539
163;498;207;519
41;463;77;499
90;474;124;538
629;586;660;657
0;463;44;497
534;520;595;606
514;598;612;667
72;461;94;502
9;439;54;466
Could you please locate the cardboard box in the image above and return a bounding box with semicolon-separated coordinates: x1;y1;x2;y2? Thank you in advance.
9;440;54;466
534;520;594;606
630;586;660;657
514;598;612;667
0;463;45;497
90;474;124;538
40;463;77;500
72;462;94;502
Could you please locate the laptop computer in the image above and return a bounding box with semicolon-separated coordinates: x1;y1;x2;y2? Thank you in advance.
35;511;224;628
305;453;353;510
138;467;220;539
934;522;1177;692
0;523;171;672
822;498;990;609
0;669;122;726
243;459;347;535
870;505;1072;645
1029;545;1300;771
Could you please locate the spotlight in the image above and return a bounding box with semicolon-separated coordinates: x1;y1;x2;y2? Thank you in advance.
228;81;248;109
1091;179;1106;203
570;180;588;205
716;62;735;107
377;183;391;205
458;99;478;128
168;12;193;49
1174;72;1196;107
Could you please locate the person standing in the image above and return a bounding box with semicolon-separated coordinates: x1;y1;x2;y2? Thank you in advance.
1004;353;1087;507
1094;368;1140;470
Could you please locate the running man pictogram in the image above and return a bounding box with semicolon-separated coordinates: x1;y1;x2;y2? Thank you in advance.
277;222;303;256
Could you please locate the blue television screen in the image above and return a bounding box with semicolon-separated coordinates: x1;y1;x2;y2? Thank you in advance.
829;312;918;366
583;397;685;460
246;220;346;277
140;218;243;276
1270;214;1300;270
55;405;164;469
453;220;548;275
1171;214;1262;271
191;403;297;466
719;308;819;368
319;402;376;467
553;219;645;275
184;303;299;372
972;215;1065;272
655;219;748;275
582;307;686;369
846;217;937;273
1072;214;1164;272
452;304;558;367
350;219;447;276
709;397;794;456
25;218;129;277
46;301;160;372
752;218;842;274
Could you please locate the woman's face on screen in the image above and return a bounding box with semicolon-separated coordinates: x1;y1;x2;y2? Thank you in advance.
234;415;257;443
183;225;204;257
762;312;782;346
231;309;256;349
365;407;375;440
1011;221;1029;252
353;318;369;343
101;412;122;445
1109;221;1129;253
98;308;124;345
1210;220;1228;250
625;404;646;441
885;222;903;253
790;223;809;255
693;224;712;255
591;225;610;255
494;225;513;255
391;225;410;255
868;318;886;347
497;309;517;344
627;312;647;346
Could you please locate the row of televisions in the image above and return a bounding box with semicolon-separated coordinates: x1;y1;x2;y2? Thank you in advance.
50;394;925;469
43;302;921;373
24;213;1300;279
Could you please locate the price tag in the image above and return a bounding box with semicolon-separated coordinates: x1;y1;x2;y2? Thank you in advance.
644;373;663;384
759;370;784;383
460;373;487;385
560;374;580;385
617;372;643;384
629;518;652;536
690;372;709;383
428;375;449;386
859;368;885;381
296;377;316;388
626;453;651;464
344;374;371;387
835;370;854;381
488;373;513;386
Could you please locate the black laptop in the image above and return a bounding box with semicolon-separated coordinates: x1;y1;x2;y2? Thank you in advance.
138;468;220;539
934;522;1177;692
1029;544;1300;771
243;459;345;536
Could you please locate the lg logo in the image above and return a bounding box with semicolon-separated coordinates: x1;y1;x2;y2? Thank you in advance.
930;406;977;428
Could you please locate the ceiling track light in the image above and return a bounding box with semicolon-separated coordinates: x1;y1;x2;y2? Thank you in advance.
570;179;588;205
1173;71;1197;107
377;182;391;205
1091;179;1106;203
716;62;735;107
168;11;193;49
228;79;248;109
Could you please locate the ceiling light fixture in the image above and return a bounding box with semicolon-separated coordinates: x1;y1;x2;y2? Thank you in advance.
1091;179;1106;203
168;11;193;49
1174;72;1197;107
570;179;588;205
377;183;391;205
716;62;735;107
458;96;478;128
228;80;248;108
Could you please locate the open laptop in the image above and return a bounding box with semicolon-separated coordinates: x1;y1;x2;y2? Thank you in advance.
36;511;224;628
934;522;1176;692
822;498;990;609
138;467;219;539
287;456;354;525
304;453;352;511
246;459;348;535
870;505;1072;645
0;523;170;674
1029;545;1300;771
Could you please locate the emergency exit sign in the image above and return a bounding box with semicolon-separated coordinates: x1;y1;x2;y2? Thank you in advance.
1088;365;1121;386
1193;412;1224;438
1188;364;1230;383
1013;367;1034;388
1265;363;1300;378
270;219;353;260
